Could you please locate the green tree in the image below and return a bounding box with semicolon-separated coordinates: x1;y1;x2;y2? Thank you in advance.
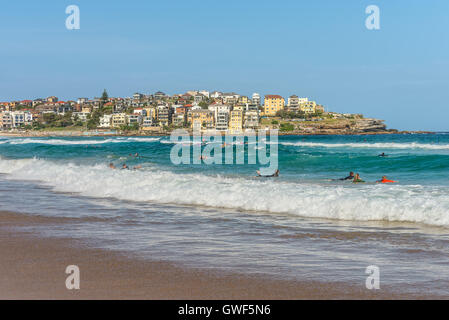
101;89;109;107
198;101;208;109
87;110;101;129
280;123;294;132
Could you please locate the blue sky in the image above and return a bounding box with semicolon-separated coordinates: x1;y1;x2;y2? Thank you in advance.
1;0;448;130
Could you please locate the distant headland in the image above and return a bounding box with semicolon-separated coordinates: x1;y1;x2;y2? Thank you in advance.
0;89;431;136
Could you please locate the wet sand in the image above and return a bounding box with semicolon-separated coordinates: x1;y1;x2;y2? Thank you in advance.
0;211;419;299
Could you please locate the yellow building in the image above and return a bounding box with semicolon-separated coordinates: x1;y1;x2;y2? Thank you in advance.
111;113;127;128
81;106;92;113
143;107;156;119
188;110;215;131
233;104;245;112
263;95;285;116
228;110;243;134
238;96;249;104
300;101;317;114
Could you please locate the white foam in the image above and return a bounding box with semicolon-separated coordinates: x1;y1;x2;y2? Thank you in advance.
2;137;160;145
280;141;449;150
1;157;448;228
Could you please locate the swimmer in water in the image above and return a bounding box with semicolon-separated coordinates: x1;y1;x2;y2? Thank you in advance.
378;152;388;157
339;171;355;181
121;164;129;170
352;173;365;183
108;163;116;169
376;176;397;183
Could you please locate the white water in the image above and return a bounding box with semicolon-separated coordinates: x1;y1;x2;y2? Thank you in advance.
0;137;161;145
1;157;448;228
280;141;449;150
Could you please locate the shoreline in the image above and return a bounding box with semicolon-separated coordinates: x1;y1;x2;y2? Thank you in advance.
0;210;426;300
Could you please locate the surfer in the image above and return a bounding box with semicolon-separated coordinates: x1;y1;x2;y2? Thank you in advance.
256;169;280;178
352;173;365;183
339;171;355;181
378;152;388;157
377;176;397;184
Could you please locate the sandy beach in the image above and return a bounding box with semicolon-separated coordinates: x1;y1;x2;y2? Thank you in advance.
0;210;416;300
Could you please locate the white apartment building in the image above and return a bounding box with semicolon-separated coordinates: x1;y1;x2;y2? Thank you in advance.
208;104;231;122
199;90;210;98
215;111;229;131
252;93;261;106
99;114;112;128
127;114;143;125
244;110;259;130
72;112;90;122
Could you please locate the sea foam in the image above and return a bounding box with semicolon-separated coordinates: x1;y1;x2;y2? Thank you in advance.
280;141;449;150
1;157;448;228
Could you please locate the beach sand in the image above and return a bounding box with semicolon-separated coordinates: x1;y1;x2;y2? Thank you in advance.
0;211;417;300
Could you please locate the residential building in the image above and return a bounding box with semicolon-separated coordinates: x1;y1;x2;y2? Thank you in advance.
81;106;92;113
157;105;172;126
142;116;155;128
77;98;88;104
188;109;215;131
300;101;317;114
127;114;143;126
194;94;205;104
154;91;167;101
238;96;249;105
263;95;285;116
11;111;32;128
57;104;73;115
143;107;157;120
172;113;186;127
99;114;112;128
133;93;144;101
246;103;259;112
72;112;90;122
287;95;300;110
47;96;58;103
199;90;210;98
252;93;261;106
208;104;230;122
111;113;127;127
210;91;223;99
0;112;12;129
33;99;45;107
228;110;243;134
315;105;325;113
244;110;259;130
215;111;229;131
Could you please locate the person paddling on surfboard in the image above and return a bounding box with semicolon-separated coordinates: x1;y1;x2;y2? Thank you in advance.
352;173;365;183
339;171;354;181
377;176;397;184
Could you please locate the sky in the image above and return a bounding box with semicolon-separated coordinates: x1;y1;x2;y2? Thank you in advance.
1;0;448;131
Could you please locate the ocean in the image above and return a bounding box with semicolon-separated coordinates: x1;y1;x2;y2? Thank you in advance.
1;133;448;297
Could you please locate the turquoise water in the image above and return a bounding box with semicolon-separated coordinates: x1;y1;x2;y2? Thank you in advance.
1;133;449;297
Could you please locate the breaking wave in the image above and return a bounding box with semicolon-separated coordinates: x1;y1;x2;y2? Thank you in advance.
1;157;448;228
280;141;449;150
0;137;161;145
